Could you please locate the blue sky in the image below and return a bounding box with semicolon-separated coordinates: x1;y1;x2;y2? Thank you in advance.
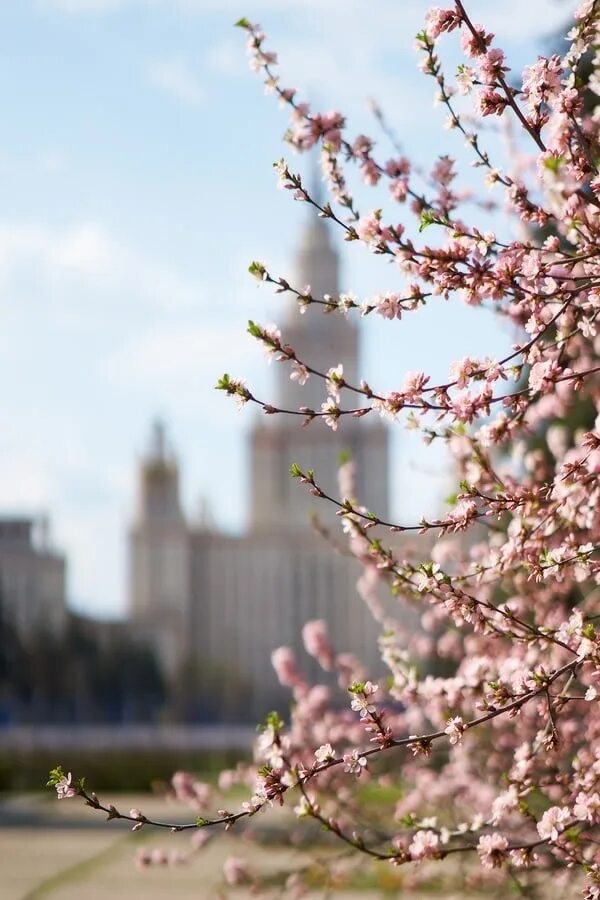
0;0;576;618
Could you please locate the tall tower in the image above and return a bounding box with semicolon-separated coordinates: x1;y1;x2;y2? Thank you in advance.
276;210;359;412
249;209;389;531
129;421;191;676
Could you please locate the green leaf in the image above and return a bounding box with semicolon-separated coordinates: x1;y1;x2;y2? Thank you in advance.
419;209;450;232
234;17;251;28
46;766;65;788
215;373;232;391
257;710;284;733
542;154;563;173
289;462;302;478
338;448;352;466
418;210;436;232
247;320;262;338
248;260;266;280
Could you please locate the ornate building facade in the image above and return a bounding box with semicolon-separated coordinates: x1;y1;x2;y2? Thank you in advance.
129;213;391;719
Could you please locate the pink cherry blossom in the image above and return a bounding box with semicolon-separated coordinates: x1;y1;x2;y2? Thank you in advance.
271;646;301;688
315;743;335;763
302;619;334;670
444;716;466;745
537;806;571;842
409;829;441;860
343;749;368;776
55;772;77;800
477;832;509;869
57;9;600;895
223;857;250;886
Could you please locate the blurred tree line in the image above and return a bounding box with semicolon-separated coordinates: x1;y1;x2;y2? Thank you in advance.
0;596;255;724
0;600;165;724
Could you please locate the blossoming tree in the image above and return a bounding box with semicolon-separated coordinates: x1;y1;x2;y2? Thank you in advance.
49;2;600;896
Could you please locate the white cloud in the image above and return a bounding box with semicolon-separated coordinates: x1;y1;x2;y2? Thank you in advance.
0;216;228;619
147;58;204;106
40;0;576;41
38;0;577;141
0;220;200;312
0;430;130;618
59;503;126;618
23;0;579;625
202;2;576;142
206;39;246;79
106;324;253;385
0;452;56;511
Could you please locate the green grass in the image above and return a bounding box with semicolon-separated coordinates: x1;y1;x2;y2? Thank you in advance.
1;747;248;793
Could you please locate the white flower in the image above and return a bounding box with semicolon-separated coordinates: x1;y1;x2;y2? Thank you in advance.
537;806;570;841
321;400;340;431
314;743;335;764
273;158;290;189
326;363;344;402
350;681;378;718
293;796;312;818
491;786;519;824
343;749;368;776
55;772;77;800
338;292;357;313
456;65;476;94
444;716;466;745
573;791;600;823
290;360;309;385
262;324;281;363
477;832;509;869
409;829;440;860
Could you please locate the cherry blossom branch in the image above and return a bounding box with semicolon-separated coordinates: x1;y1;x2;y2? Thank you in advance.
48;657;583;838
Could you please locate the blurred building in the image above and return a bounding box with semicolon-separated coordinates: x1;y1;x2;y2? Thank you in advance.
129;212;393;719
0;516;67;639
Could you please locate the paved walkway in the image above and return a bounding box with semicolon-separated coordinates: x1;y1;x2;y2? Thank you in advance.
0;793;580;899
1;794;380;899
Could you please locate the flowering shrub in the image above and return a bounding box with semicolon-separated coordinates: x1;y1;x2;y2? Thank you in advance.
50;2;600;896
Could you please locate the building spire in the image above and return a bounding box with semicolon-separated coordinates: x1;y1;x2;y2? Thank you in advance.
292;160;339;310
147;418;173;464
308;153;324;208
272;160;358;411
137;419;183;524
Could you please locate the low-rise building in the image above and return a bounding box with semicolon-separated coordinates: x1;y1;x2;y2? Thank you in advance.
0;515;67;639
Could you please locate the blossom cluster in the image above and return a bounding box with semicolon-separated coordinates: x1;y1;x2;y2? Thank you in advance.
55;2;600;896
